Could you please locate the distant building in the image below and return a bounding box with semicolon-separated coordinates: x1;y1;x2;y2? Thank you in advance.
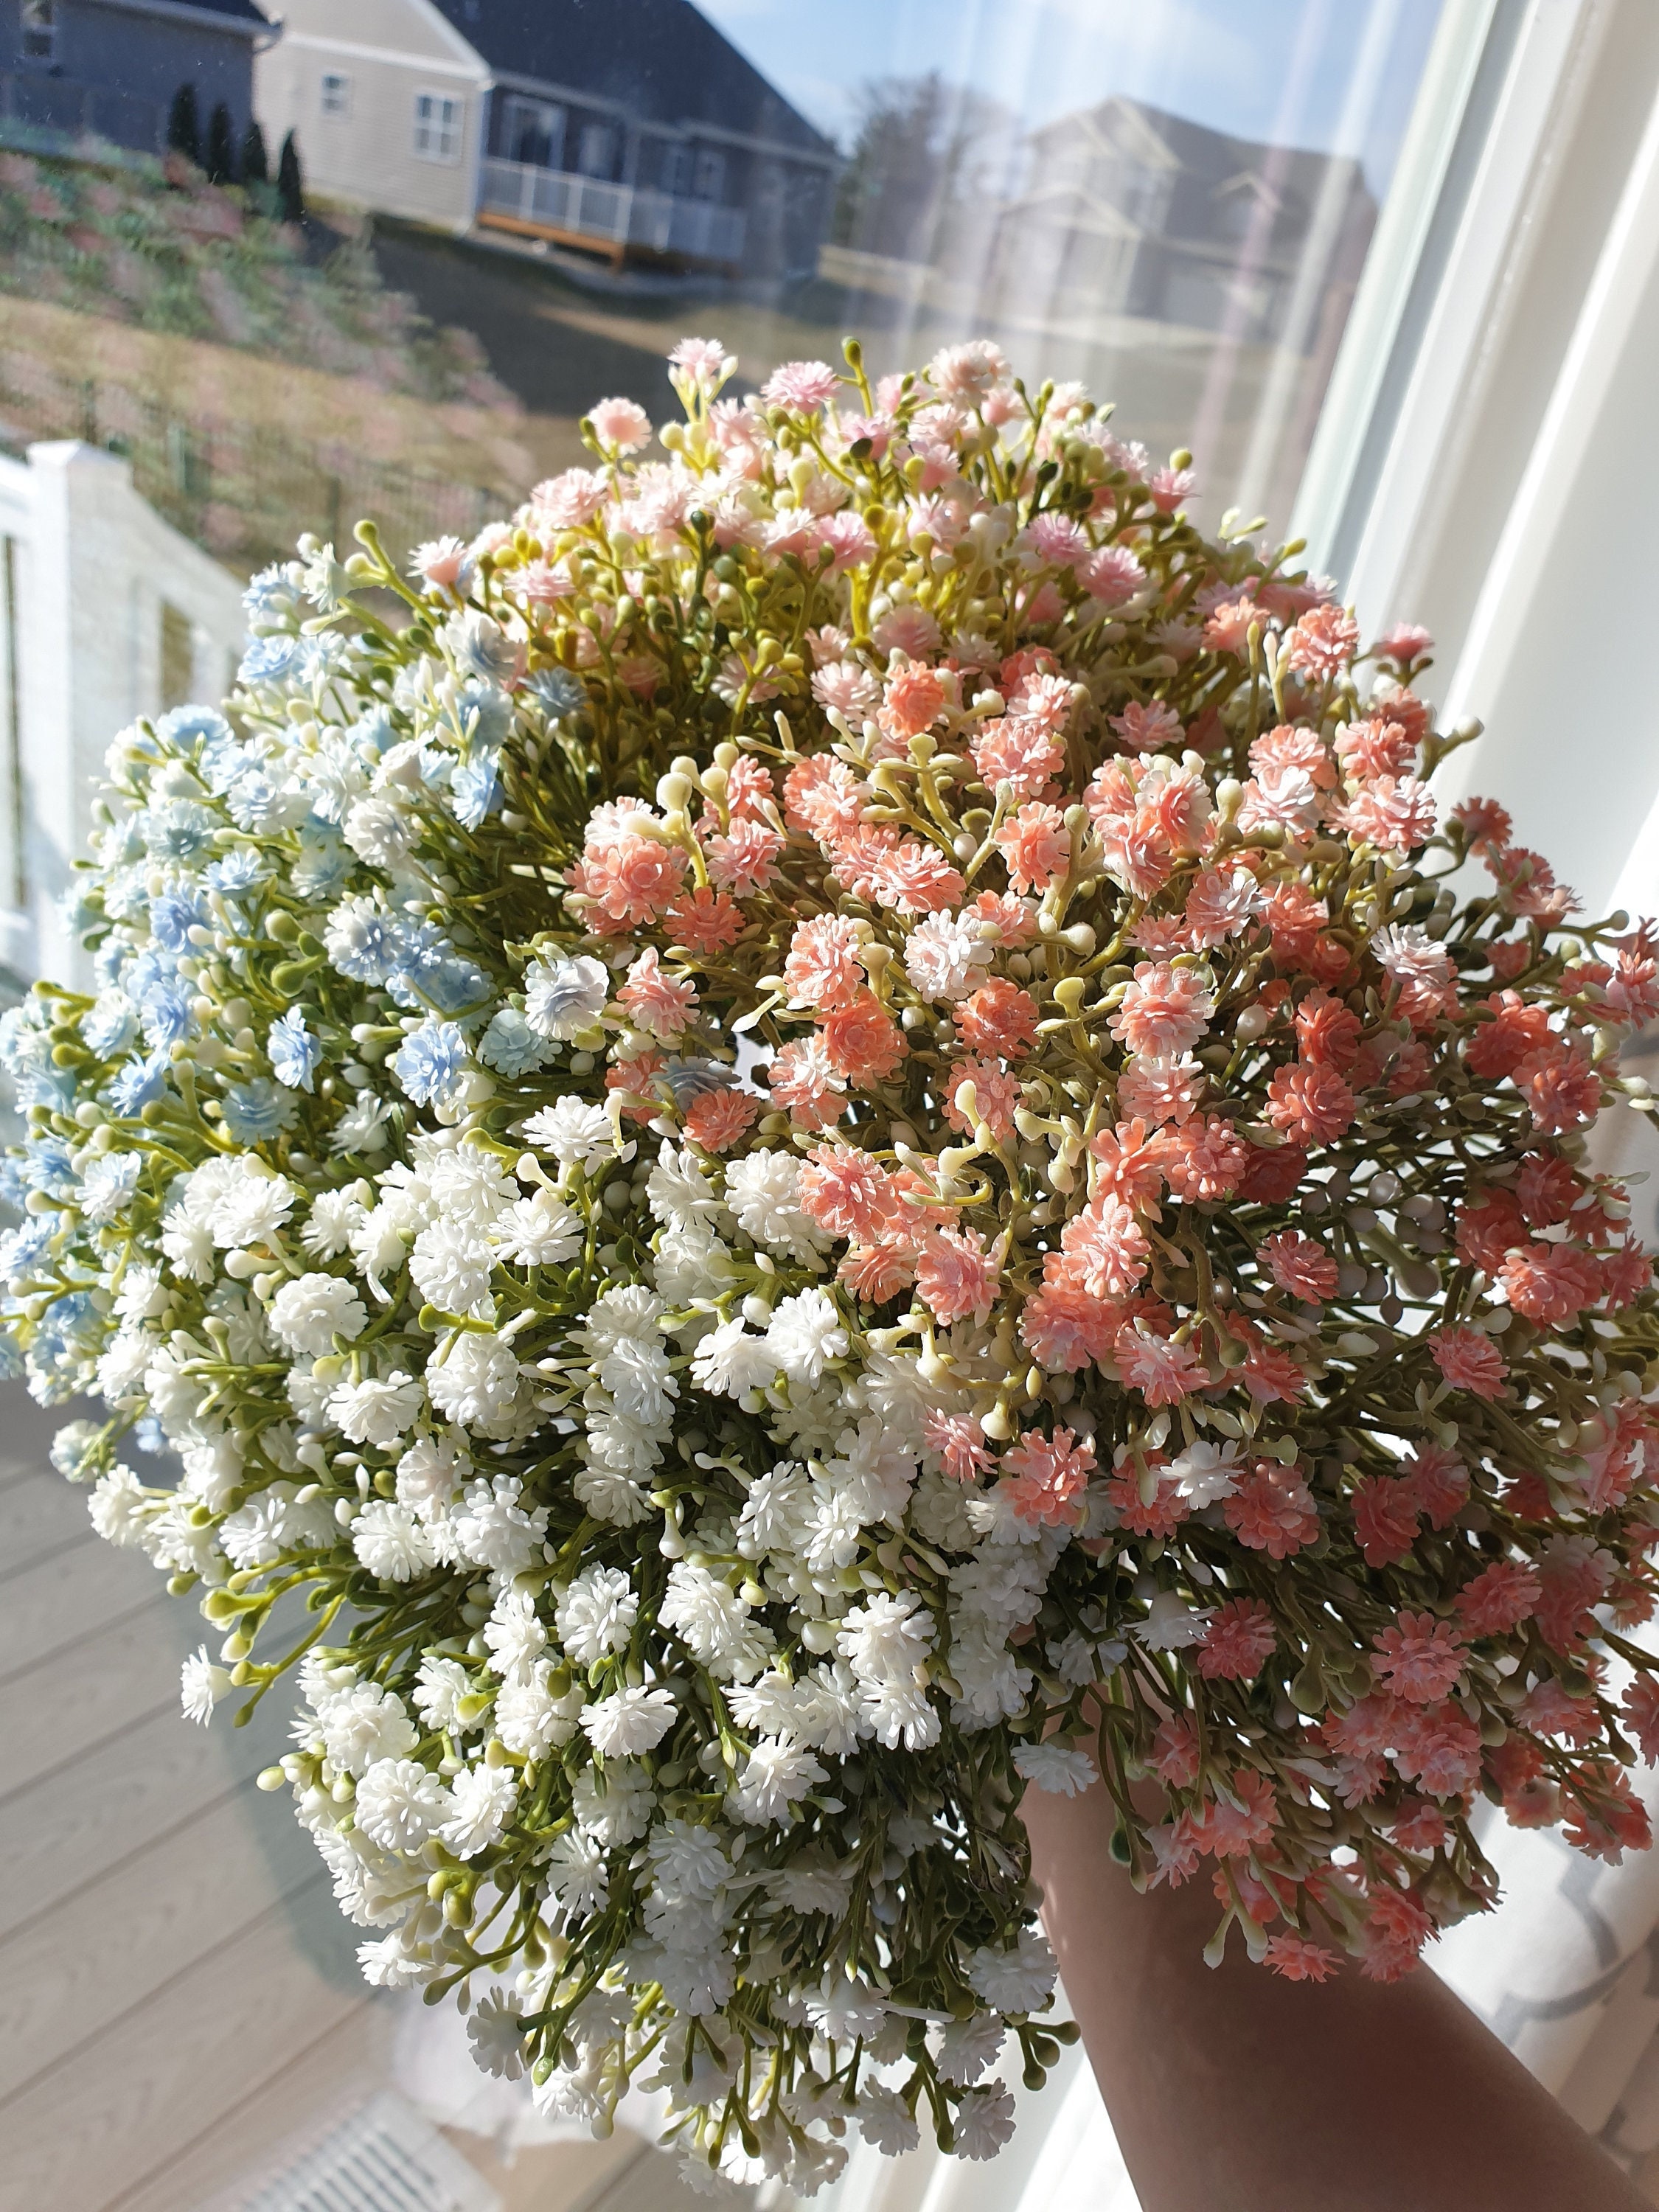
255;0;836;281
0;0;272;159
988;95;1377;345
0;442;246;987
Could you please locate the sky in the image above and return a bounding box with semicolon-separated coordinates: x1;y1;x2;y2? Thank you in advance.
687;0;1446;199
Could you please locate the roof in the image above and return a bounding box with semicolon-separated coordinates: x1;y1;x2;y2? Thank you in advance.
429;0;834;159
100;0;273;27
1033;94;1371;210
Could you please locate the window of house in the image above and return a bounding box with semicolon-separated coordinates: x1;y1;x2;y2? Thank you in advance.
661;144;692;198
320;72;352;119
503;95;564;170
414;92;462;163
575;121;616;179
158;602;194;714
692;148;725;202
18;0;55;64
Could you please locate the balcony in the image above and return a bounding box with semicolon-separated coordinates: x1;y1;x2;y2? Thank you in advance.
477;157;747;270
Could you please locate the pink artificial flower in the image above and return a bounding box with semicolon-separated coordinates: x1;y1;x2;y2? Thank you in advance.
1265;1933;1340;1982
1536;1535;1613;1651
1352;1474;1419;1567
1026;512;1091;567
1260;1230;1338;1303
1109;961;1215;1058
661;886;743;956
1464;990;1554;1079
1195;1599;1276;1683
1001;1425;1096;1526
923;1408;995;1482
684;1087;759;1152
1405;1443;1468;1529
1512;1041;1601;1135
1453;795;1512;852
1182;864;1259;949
821;992;908;1085
1148;465;1196;513
873;604;943;659
588;395;653;451
798;1145;897;1242
1265;1061;1357;1144
784;755;867;846
567;829;686;934
917;1227;1000;1325
784;915;867;1012
1110;700;1183;755
1371;1613;1467;1704
410;535;469;590
1089;1117;1169;1214
1222;1460;1318;1558
1516;1678;1601;1745
1020;1283;1121;1372
1427;1325;1507;1400
1116;1323;1207;1405
1332;776;1437;854
1160;1115;1248;1203
765;1036;846;1130
1057;1194;1150;1299
944;1055;1019;1141
1117;1051;1205;1126
1337;717;1418;783
703;816;783;897
972;717;1064;798
956;978;1040;1060
1284;602;1360;681
1251;723;1336;789
530;468;608;528
619;947;697;1040
667;334;734;389
1079;543;1147;606
1498;1239;1601;1326
881;661;947;740
996;801;1070;894
1237;765;1322;840
811;658;880;722
1203;598;1257;654
762;359;841;412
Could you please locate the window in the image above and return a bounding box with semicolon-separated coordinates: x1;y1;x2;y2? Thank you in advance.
692;148;725;203
414;92;462;164
159;602;194;713
575;121;615;180
503;94;564;170
320;72;351;119
661;144;692;198
18;0;55;64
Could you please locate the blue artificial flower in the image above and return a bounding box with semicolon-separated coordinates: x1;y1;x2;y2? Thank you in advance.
222;1077;300;1144
108;1049;171;1118
0;1155;28;1213
139;799;217;864
131;1413;167;1454
240;634;301;685
451;756;499;830
349;708;396;760
391;1019;469;1107
326;897;396;985
422;957;492;1016
139;978;195;1050
455;677;513;756
526;667;587;719
26;1137;77;1197
243;560;305;631
206;848;269;894
268;1007;321;1093
14;1062;78;1116
0;1216;52;1284
157;704;235;763
82;991;139;1059
0;1005;46;1076
291;833;352;903
149;886;208;953
49;1418;100;1478
478;1006;553;1078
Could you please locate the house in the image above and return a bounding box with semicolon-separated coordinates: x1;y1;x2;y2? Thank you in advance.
254;0;837;280
0;442;246;987
0;0;272;159
987;96;1377;347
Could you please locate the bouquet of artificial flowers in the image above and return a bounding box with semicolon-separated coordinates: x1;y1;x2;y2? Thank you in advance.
7;333;1659;2194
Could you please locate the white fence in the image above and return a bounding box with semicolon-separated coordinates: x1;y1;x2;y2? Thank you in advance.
478;158;746;265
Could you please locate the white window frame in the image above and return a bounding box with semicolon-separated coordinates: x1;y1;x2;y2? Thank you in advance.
320;70;352;120
414;90;463;165
19;0;56;64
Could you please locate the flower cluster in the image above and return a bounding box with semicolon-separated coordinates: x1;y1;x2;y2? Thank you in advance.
8;331;1659;2191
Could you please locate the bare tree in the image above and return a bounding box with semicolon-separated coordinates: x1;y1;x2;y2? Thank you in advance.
832;73;1020;269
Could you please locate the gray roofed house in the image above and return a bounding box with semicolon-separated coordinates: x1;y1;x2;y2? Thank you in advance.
255;0;837;280
987;94;1377;347
0;0;274;159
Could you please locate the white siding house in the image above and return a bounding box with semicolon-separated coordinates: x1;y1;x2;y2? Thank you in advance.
254;0;490;234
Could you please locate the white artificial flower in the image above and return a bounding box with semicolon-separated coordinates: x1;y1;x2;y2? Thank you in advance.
353;1757;455;1851
722;1151;827;1263
484;1585;548;1682
546;1827;610;1919
1012;1741;1099;1795
490;1189;583;1267
302;1184;369;1259
903;909;990;1001
964;1929;1057;2015
181;1645;232;1725
580;1684;677;1756
318;1683;418;1775
352;1500;439;1582
450;1472;548;1573
77;1150;142;1224
555;1565;638;1666
414;1654;476;1733
934;2011;1004;2086
396;1430;470;1517
523;954;610;1040
858;2088;921;2156
411;1217;495;1315
1165;1438;1241;1507
595;1334;677;1425
467;1988;528;2080
580;1284;665;1351
441;1763;519;1858
268;1271;367;1356
428;1331;522;1428
1139;1589;1211;1651
571;1759;654;1846
763;1288;846;1385
728;1738;825;1826
949;2082;1018;2160
330;1371;424;1449
521;1095;615;1172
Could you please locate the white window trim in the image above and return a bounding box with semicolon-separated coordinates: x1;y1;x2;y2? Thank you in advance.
320;70;352;120
414;88;465;166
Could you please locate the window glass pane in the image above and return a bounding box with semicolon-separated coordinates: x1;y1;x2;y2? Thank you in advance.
677;0;1444;536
